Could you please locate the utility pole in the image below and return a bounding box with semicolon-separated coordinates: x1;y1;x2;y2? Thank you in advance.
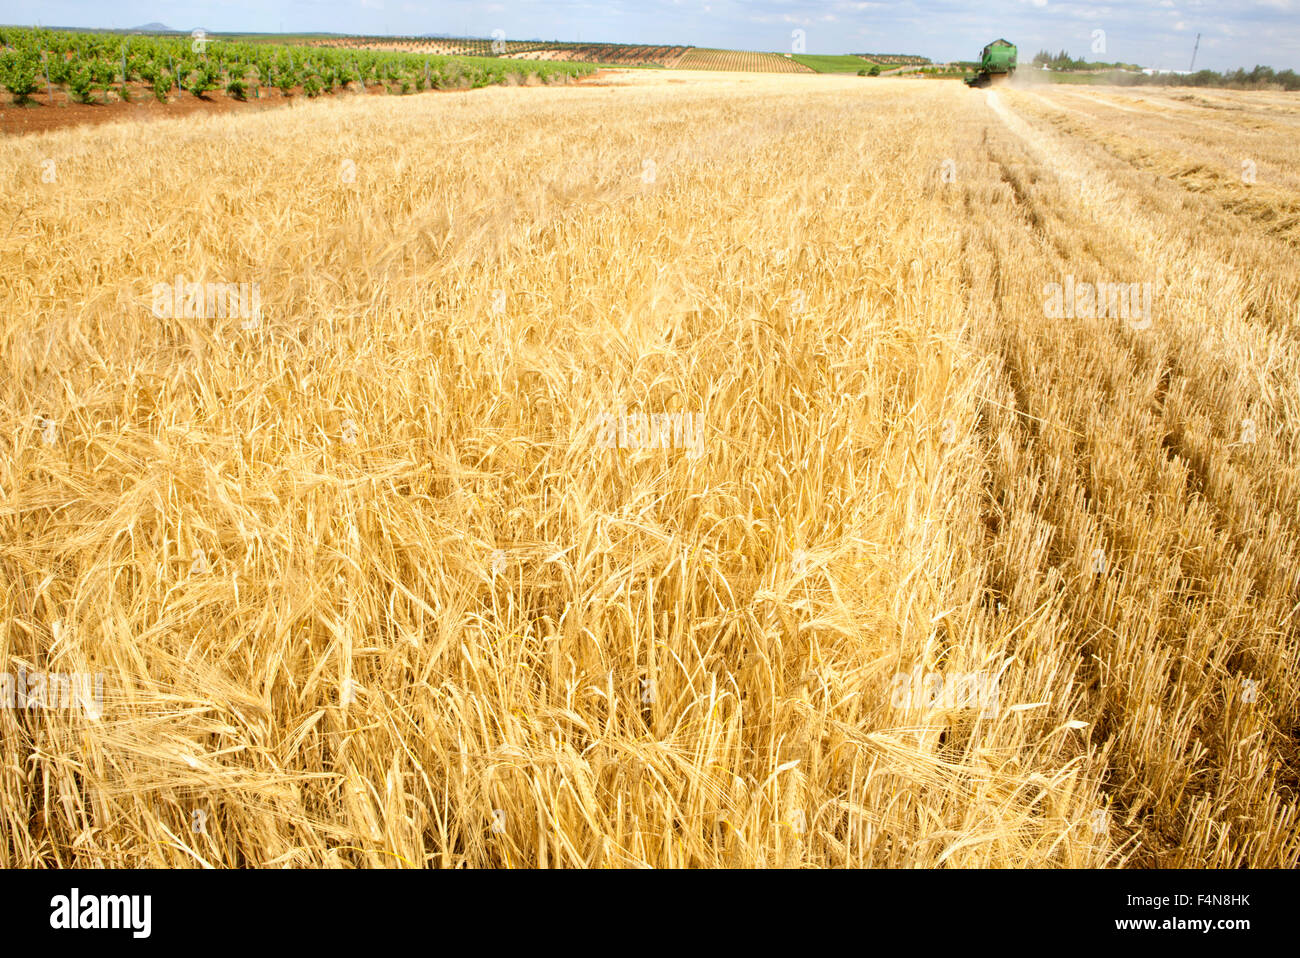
1189;33;1201;72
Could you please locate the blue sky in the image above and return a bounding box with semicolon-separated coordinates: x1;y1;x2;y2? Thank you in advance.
7;1;1299;71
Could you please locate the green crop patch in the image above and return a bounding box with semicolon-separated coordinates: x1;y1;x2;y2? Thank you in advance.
790;54;877;74
0;26;596;108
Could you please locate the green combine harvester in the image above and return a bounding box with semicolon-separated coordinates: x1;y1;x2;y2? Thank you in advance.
965;38;1016;87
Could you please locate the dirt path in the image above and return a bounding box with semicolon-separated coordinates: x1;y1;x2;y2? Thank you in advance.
0;71;616;138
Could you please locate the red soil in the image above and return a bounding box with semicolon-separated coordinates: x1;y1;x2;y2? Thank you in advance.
1;71;613;137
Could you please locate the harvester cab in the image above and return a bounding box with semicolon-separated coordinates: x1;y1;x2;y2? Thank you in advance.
965;39;1017;87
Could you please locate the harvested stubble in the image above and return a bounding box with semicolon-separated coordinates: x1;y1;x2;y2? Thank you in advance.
1;73;1298;867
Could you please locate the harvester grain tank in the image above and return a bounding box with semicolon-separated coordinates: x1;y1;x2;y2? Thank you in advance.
965;39;1016;87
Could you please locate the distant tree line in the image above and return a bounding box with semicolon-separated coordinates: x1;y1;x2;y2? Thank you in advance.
1119;65;1300;90
1031;48;1300;90
1032;49;1142;72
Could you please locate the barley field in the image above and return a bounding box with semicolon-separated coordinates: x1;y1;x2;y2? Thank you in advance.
2;72;1298;868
